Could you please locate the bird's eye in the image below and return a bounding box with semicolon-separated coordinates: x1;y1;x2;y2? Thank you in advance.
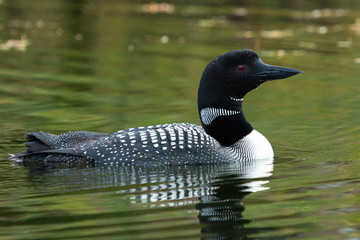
237;65;246;71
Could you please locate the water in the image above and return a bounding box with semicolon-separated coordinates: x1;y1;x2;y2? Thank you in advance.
1;1;360;239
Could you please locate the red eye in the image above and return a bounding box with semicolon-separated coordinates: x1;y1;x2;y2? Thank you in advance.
237;65;246;71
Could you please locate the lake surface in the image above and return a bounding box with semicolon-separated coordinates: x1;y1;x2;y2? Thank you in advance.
1;1;360;239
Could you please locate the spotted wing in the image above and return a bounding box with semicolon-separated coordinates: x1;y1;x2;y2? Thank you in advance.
78;123;229;165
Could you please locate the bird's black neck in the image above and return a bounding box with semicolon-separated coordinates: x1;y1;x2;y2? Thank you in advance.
198;99;253;147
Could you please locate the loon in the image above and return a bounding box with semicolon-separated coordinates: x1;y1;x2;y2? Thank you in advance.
11;50;302;165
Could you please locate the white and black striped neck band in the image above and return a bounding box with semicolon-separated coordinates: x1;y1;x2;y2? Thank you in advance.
200;107;242;125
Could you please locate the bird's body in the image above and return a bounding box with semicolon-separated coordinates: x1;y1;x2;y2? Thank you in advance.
11;50;301;165
19;124;272;166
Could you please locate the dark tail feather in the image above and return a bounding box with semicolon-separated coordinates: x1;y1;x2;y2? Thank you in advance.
10;130;108;162
10;132;77;162
24;132;54;153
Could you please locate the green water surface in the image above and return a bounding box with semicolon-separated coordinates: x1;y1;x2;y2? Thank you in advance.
0;1;359;239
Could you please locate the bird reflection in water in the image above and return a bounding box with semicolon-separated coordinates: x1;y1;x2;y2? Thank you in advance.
20;157;273;239
197;158;273;239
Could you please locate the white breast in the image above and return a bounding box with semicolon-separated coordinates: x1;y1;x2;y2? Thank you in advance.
230;130;274;160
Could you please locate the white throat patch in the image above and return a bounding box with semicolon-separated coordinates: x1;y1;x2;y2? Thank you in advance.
200;107;242;125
